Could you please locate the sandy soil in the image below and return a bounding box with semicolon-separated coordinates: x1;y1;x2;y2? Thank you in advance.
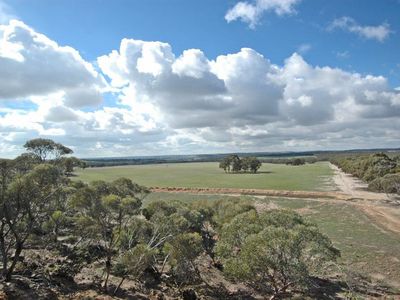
329;163;390;201
328;164;400;234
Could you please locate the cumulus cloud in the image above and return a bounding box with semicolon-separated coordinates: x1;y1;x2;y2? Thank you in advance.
0;22;399;158
329;17;391;42
225;0;301;28
0;20;105;105
93;38;400;155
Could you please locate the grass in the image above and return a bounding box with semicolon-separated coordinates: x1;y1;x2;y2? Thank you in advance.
75;161;333;191
145;192;400;289
264;197;400;288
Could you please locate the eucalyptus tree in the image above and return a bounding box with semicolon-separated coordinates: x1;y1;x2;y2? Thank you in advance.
70;178;149;292
0;162;66;281
24;138;73;162
216;209;340;299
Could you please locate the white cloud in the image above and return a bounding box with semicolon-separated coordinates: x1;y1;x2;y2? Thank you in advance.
94;38;400;155
172;49;211;79
0;22;399;158
0;20;106;106
225;0;301;28
329;17;391;42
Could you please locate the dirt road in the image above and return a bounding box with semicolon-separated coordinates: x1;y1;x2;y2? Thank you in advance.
150;186;349;200
330;163;390;201
329;163;400;234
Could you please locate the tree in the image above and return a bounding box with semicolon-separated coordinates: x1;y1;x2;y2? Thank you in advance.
219;157;230;173
113;243;156;295
70;178;149;292
241;157;251;172
0;163;65;281
60;156;86;176
13;153;40;174
290;158;306;166
230;155;242;173
216;209;339;299
163;232;203;284
248;157;262;173
24;138;73;162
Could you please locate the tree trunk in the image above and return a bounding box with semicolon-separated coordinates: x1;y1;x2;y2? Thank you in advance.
103;256;111;293
113;277;125;296
5;240;23;281
0;225;8;278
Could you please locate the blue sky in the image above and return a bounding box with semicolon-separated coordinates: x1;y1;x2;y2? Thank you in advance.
0;0;399;157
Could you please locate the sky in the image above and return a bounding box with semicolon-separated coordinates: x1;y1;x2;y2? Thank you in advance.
0;0;399;158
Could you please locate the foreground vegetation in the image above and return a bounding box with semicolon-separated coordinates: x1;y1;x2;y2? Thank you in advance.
76;161;333;191
146;192;400;295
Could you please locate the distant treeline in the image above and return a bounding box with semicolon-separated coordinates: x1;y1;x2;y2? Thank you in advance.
259;156;318;165
81;149;400;168
83;152;317;168
330;153;400;194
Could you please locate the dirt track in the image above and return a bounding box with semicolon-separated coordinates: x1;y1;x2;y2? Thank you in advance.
330;163;390;201
150;186;350;200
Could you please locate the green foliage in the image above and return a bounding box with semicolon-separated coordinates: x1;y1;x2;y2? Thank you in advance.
118;217;154;250
216;209;340;298
368;173;400;194
286;158;306;166
60;156;86;176
210;197;256;228
70;178;148;291
0;163;65;280
163;232;203;283
24;138;73;161
113;243;156;279
219;155;262;173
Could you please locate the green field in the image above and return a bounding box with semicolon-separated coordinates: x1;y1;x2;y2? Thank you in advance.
145;192;400;291
75;161;333;191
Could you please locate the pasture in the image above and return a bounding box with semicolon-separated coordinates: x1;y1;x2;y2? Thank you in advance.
75;161;333;191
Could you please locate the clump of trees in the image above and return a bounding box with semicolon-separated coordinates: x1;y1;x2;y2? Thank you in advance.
219;155;262;173
286;158;306;166
331;153;400;194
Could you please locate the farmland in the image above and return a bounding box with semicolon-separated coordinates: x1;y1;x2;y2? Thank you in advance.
75;161;334;191
75;160;400;293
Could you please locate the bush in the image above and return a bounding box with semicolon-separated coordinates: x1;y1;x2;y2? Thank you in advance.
368;173;400;194
216;209;339;299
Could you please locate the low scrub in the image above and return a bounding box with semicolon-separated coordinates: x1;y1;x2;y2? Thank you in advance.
368;173;400;193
